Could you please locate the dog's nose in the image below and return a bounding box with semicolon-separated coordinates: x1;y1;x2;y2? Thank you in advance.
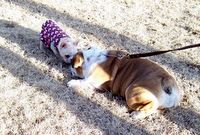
65;55;70;58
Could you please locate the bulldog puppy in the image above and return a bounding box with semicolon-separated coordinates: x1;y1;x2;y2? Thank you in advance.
67;47;182;118
56;37;78;64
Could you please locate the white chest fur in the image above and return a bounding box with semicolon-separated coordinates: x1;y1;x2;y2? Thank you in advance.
82;47;108;79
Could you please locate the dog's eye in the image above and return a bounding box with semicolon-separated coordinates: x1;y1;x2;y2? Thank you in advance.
61;43;67;48
87;47;91;50
65;55;70;58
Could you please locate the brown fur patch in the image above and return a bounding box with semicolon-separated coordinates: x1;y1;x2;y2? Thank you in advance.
71;52;84;68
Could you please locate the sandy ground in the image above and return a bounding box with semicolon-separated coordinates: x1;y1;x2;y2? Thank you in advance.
0;0;200;135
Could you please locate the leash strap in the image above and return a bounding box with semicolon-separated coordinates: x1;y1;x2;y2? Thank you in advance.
128;43;200;58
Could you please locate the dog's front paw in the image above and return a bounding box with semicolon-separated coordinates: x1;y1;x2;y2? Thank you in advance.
67;80;81;88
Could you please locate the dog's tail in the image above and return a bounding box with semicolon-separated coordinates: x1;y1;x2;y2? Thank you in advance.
159;77;183;108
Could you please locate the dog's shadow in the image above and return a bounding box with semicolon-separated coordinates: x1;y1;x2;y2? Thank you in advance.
95;87;200;134
92;80;200;134
163;106;200;134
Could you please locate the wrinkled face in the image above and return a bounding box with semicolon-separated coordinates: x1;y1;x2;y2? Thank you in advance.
57;37;78;63
69;47;101;78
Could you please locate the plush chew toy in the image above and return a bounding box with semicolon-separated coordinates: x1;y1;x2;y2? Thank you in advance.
40;20;70;57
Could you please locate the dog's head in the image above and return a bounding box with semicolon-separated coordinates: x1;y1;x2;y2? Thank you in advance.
69;46;101;78
57;37;78;64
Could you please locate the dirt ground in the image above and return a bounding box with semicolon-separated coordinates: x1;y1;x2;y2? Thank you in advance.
0;0;199;135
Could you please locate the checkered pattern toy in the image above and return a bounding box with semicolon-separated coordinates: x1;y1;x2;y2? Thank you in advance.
40;20;70;49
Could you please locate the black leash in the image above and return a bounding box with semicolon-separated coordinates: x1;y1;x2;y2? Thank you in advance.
128;43;200;58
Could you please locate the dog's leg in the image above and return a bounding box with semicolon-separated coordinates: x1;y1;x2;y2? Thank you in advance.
67;79;95;90
125;86;159;119
50;42;61;58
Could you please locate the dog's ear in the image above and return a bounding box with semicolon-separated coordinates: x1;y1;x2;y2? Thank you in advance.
71;52;84;68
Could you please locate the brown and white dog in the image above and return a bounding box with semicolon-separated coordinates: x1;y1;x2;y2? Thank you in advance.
67;47;182;118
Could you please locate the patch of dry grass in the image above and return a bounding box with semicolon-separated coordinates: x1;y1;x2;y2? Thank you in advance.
0;0;199;134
